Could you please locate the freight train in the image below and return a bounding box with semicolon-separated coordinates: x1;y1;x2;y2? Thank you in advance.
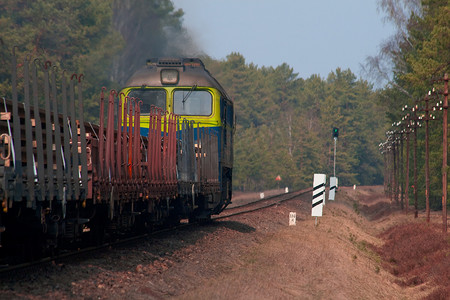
0;55;234;262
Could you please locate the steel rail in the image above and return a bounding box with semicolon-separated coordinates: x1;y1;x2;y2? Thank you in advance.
216;188;312;220
225;188;311;210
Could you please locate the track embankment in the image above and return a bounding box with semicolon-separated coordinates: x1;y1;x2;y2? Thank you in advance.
0;186;448;299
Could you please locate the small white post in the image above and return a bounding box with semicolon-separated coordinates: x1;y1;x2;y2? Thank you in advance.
289;212;296;226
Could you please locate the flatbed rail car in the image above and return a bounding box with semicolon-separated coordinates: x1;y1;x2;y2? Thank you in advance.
0;54;233;261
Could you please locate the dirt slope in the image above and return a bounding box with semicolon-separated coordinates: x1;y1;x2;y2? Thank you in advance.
179;186;433;299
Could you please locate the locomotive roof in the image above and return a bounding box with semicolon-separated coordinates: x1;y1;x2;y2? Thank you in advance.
125;58;231;100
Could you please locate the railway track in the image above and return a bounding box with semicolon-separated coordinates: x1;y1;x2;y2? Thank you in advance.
0;223;189;276
217;188;312;220
0;188;313;275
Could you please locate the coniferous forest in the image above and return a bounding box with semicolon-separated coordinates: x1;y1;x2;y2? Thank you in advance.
0;1;449;209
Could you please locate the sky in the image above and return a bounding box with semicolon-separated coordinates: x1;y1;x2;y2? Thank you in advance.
171;0;396;81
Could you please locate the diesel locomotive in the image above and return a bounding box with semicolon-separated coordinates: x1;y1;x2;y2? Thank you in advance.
122;57;234;214
0;54;234;262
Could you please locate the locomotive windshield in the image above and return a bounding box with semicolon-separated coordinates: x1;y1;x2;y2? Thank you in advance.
127;89;166;115
173;90;212;116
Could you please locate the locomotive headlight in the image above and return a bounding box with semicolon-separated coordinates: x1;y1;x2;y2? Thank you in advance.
161;69;179;84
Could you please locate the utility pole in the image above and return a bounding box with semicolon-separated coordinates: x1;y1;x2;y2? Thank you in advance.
400;131;404;209
442;74;448;232
412;105;419;218
393;135;399;206
425;92;430;223
405;128;410;214
401;104;412;215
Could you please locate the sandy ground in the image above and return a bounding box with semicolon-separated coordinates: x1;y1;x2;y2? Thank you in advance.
0;185;448;299
180;186;433;300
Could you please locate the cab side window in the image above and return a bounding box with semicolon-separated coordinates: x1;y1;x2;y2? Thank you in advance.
226;102;234;126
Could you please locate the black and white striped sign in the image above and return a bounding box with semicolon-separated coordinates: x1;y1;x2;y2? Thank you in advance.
312;174;326;216
329;176;337;200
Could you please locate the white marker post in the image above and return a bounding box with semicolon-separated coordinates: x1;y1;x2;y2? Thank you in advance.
289;212;296;226
329;176;337;200
312;174;326;225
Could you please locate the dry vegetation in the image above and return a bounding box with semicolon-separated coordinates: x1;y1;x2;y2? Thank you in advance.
377;223;449;299
345;186;450;300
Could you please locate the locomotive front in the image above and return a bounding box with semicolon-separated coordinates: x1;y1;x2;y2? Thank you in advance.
120;58;234;218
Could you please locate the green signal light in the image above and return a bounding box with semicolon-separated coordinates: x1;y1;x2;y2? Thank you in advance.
333;127;339;138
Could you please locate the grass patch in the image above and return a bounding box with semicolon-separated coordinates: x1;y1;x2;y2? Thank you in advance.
353;201;360;214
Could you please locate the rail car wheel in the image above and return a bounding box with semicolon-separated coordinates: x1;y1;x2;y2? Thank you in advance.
88;204;108;246
149;202;167;229
164;198;185;227
1;206;46;263
188;195;212;224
